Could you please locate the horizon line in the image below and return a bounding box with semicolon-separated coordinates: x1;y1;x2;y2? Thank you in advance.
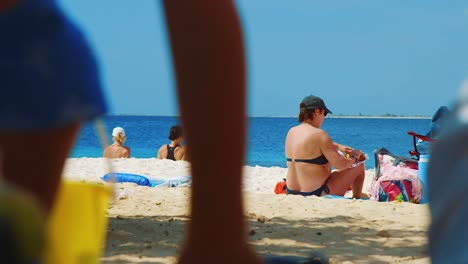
104;114;431;119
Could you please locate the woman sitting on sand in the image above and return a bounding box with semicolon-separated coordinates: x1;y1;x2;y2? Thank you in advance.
285;95;366;198
157;125;187;161
103;127;131;158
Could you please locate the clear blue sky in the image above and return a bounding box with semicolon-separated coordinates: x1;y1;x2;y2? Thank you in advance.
59;0;468;117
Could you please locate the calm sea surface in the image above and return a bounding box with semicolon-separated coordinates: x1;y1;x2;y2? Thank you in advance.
71;116;430;170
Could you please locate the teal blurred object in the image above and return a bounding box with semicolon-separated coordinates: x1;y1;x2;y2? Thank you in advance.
418;154;430;204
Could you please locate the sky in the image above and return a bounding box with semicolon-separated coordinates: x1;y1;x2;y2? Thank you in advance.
58;0;468;117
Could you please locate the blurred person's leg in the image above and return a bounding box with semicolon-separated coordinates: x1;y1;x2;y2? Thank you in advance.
0;125;80;213
163;1;262;263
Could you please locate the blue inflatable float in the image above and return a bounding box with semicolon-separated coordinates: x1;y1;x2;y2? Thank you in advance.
101;172;151;186
101;173;191;187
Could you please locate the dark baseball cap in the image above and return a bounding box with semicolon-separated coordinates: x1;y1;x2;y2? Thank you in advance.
301;95;332;114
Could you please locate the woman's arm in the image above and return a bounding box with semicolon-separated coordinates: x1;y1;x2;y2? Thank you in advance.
333;142;353;153
321;133;355;170
333;142;364;161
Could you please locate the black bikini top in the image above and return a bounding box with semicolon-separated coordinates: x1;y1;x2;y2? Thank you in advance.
166;144;179;161
286;155;329;165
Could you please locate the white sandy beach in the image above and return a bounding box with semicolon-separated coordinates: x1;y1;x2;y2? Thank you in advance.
63;158;430;264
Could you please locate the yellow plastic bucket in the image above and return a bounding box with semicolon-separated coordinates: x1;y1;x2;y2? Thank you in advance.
43;181;112;264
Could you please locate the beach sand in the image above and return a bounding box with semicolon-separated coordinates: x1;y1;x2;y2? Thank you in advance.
63;158;430;264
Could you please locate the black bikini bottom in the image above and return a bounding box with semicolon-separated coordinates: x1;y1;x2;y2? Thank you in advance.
286;178;330;197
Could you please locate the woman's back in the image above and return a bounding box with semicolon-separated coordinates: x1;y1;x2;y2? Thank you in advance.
103;127;130;158
285;124;331;192
157;144;186;161
157;125;186;161
103;144;130;158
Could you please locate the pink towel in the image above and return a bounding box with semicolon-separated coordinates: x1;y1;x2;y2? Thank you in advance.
370;163;423;202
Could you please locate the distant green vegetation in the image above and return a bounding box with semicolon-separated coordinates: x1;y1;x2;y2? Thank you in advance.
331;113;430;118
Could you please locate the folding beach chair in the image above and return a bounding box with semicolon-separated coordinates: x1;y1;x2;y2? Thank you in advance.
407;131;436;159
407;106;451;160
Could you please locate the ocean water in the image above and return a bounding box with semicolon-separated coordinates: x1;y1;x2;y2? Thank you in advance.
71;116;431;170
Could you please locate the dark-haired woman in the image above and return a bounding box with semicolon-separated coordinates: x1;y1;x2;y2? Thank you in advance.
285;95;367;198
157;125;187;161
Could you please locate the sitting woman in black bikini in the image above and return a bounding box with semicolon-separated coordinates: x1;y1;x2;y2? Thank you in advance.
157;125;188;161
284;95;367;198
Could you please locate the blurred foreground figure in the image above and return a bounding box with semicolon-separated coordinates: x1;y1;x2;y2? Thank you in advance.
1;0;322;262
428;81;468;263
162;1;262;263
0;0;107;213
0;0;107;262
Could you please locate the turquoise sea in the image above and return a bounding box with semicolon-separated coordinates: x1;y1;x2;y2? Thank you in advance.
71;116;431;170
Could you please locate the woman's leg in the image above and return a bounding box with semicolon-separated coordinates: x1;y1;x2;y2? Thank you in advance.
326;163;365;198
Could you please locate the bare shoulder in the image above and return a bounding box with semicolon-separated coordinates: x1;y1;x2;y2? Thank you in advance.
316;128;331;141
285;124;303;139
115;146;130;158
103;146;111;157
288;124;303;133
157;144;167;152
317;130;338;154
175;145;186;154
157;144;167;158
123;146;131;156
175;145;187;160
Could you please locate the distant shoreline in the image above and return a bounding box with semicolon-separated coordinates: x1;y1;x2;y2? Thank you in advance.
108;114;431;119
328;115;431;119
248;115;431;119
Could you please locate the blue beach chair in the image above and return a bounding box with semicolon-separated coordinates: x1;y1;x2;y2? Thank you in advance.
407;106;451;160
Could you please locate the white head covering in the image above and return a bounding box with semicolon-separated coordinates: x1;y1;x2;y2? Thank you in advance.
112;127;125;137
